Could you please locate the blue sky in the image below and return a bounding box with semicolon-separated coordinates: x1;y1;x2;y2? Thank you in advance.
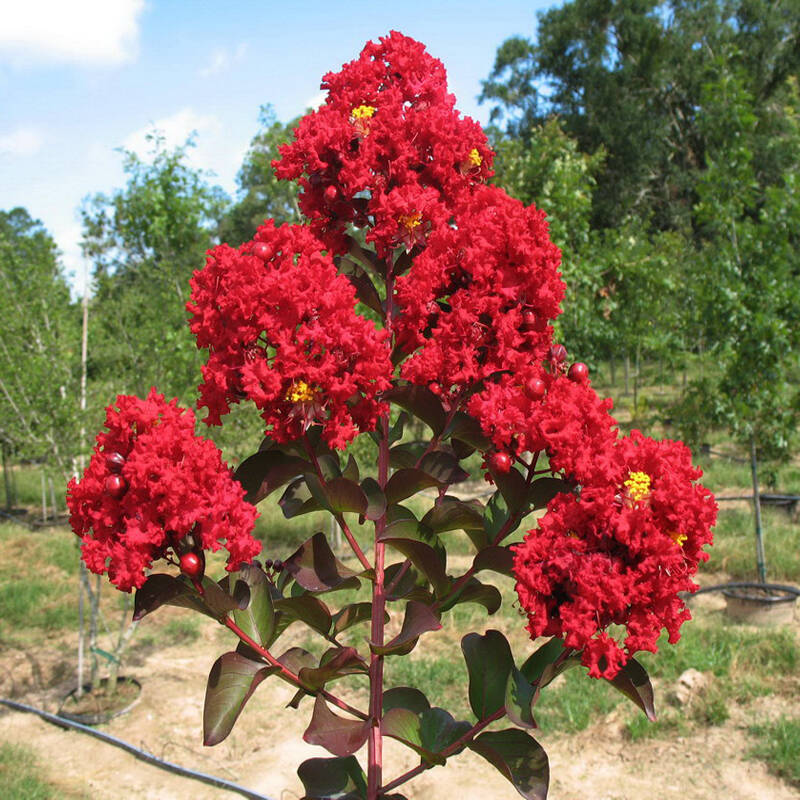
0;1;556;291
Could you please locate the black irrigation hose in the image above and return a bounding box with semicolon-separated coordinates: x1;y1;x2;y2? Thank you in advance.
0;698;273;800
691;581;800;597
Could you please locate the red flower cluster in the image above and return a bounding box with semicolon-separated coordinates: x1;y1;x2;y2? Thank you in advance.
395;185;563;398
188;221;392;449
513;431;717;678
273;31;493;257
67;390;260;592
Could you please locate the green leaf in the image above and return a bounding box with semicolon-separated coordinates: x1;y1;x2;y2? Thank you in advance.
383;504;422;539
441;577;502;614
305;473;368;516
445;410;490;450
381;537;448;597
520;638;567;684
381;707;423;750
505;667;537;729
470;729;549;800
484;490;521;541
605;657;656;721
303;695;369;757
489;465;529;512
132;573;193;621
203;652;271;746
231;563;275;647
337;257;383;315
472;545;514;577
384;467;441;505
283;532;360;593
360;477;386;521
233;450;309;504
279;477;322;518
299;647;369;691
419;707;471;762
528;477;572;509
418;451;469;485
341;454;360;483
297;755;367;800
383;686;431;715
383;384;446;435
384;563;427;602
273;595;332;638
332;602;381;636
422;496;485;535
461;630;514;719
371;601;442;656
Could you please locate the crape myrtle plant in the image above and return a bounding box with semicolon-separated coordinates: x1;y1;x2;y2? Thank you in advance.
67;33;717;800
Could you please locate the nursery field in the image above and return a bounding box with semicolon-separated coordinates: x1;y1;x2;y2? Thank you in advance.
1;386;799;800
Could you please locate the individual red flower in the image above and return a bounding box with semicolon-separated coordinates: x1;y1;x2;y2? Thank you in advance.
513;431;716;678
67;390;260;592
395;185;564;399
187;220;392;449
273;31;493;256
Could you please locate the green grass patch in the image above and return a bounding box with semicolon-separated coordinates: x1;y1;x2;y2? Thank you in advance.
706;507;800;581
386;652;471;720
162;615;202;644
748;716;800;788
535;666;623;733
0;741;77;800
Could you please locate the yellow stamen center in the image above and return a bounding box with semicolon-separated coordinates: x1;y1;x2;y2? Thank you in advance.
351;105;376;120
468;148;482;167
624;471;651;502
285;380;316;403
398;211;423;232
669;531;688;547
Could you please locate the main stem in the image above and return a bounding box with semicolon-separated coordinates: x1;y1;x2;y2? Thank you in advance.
367;266;394;800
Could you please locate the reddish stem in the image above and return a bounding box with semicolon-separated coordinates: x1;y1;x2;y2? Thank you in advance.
223;616;367;721
381;706;506;793
303;435;371;571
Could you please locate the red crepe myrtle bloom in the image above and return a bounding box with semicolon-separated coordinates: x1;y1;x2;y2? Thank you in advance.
395;185;564;399
67;390;260;592
188;220;392;449
513;431;716;678
273;31;493;257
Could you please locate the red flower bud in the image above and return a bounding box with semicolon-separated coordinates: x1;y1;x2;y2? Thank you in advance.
524;377;546;401
568;362;590;384
104;474;127;500
549;344;568;363
252;242;270;259
105;451;126;474
179;551;204;580
490;451;513;473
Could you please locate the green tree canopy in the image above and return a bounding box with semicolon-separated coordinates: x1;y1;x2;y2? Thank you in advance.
218;105;300;246
81;134;226;403
0;208;81;473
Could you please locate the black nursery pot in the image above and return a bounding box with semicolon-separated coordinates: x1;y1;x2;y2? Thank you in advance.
722;584;798;626
58;676;142;726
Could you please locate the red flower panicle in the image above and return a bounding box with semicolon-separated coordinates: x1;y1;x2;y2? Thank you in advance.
188;220;392;449
67;390;260;592
395;185;564;399
513;431;716;678
273;31;493;256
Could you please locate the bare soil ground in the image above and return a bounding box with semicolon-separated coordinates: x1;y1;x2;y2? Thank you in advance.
1;588;798;800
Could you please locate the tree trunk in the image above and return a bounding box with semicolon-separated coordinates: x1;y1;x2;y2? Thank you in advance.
1;445;11;511
750;437;767;584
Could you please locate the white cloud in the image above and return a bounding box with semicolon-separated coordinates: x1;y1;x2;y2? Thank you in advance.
0;0;145;66
304;91;327;111
0;126;44;156
198;42;248;78
122;107;247;193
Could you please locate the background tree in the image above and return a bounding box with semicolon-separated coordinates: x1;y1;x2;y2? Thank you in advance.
0;208;81;486
481;0;800;232
81;134;226;404
218;105;300;246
